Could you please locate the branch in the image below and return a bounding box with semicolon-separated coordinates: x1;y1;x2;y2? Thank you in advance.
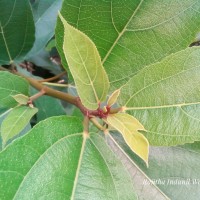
38;71;66;82
0;66;122;119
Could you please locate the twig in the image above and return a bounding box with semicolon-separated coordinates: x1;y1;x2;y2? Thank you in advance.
38;71;66;82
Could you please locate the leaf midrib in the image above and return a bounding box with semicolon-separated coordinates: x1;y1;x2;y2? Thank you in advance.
70;134;86;200
0;23;13;62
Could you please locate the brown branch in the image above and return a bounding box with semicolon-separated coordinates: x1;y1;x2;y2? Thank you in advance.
14;71;77;105
0;66;122;119
38;71;66;82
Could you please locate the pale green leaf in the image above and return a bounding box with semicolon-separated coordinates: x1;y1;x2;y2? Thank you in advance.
1;106;38;146
0;0;35;64
107;113;149;166
12;94;29;105
119;47;200;146
0;116;137;200
0;72;29;108
56;0;200;90
107;89;120;107
57;13;110;110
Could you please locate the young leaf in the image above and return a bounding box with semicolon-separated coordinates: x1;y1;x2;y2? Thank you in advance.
56;0;200;90
58;13;110;110
12;94;29;105
0;72;29;108
119;47;200;146
1;106;38;147
0;116;137;199
0;0;35;64
107;113;149;166
107;89;120;107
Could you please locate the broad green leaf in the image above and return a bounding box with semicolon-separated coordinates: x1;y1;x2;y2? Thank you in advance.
55;0;200;90
12;94;29;105
1;106;38;146
107;113;149;166
112;133;200;200
107;89;120;107
0;72;29;108
26;0;62;58
0;116;137;199
119;47;200;146
0;0;35;64
58;13;110;110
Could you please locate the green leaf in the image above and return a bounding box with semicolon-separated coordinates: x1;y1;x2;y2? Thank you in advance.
56;0;200;90
12;94;29;105
113;133;200;200
107;113;149;166
0;116;137;199
107;134;170;200
0;72;29;108
26;0;62;58
0;0;35;64
119;47;200;146
58;13;110;110
1;106;38;146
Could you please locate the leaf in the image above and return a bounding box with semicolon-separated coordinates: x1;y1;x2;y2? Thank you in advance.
107;113;149;166
0;72;29;108
107;89;120;107
26;0;62;58
58;13;110;110
0;116;137;199
1;106;38;146
119;47;200;146
107;134;170;200
12;94;29;105
0;0;35;64
55;0;200;90
112;133;200;200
